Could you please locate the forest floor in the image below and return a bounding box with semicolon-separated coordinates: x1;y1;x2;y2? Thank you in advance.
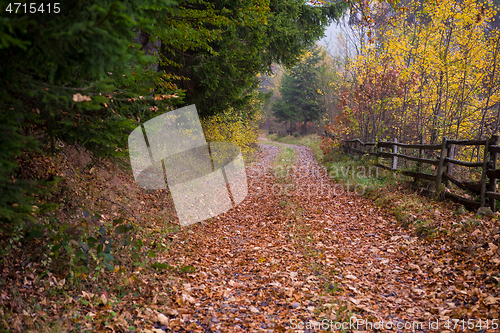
2;140;500;333
140;141;500;332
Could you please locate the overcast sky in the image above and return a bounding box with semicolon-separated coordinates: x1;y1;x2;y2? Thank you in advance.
318;19;346;56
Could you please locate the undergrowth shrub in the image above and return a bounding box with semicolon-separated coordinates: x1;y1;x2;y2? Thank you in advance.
201;96;264;158
17;211;147;283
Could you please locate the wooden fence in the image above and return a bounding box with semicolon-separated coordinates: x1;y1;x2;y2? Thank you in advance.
342;135;500;211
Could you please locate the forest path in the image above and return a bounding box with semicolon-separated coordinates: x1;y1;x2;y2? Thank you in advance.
151;142;495;333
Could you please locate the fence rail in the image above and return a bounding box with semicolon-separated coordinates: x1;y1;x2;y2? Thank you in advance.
342;135;500;211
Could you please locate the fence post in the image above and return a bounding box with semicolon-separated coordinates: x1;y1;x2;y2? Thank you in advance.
415;136;423;183
444;144;455;188
435;136;447;193
392;138;398;170
376;142;382;163
488;135;498;211
480;138;490;208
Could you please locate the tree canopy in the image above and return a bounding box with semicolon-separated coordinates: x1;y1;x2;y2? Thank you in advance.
157;0;347;117
0;0;346;226
1;0;180;227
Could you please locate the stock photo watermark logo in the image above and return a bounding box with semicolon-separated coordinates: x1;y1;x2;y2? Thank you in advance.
128;105;248;227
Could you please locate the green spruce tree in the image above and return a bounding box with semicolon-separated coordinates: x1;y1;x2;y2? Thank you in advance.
272;47;323;134
0;0;179;229
157;0;347;118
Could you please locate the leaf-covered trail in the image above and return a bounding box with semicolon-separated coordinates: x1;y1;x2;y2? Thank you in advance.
152;143;499;332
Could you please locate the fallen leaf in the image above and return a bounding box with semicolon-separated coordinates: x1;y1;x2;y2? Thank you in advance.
164;308;179;316
157;313;169;326
484;296;497;306
249;306;259;313
349;297;359;305
72;93;91;102
100;293;107;305
182;293;196;304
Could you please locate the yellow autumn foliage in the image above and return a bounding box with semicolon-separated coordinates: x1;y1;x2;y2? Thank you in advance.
340;0;500;144
201;96;263;159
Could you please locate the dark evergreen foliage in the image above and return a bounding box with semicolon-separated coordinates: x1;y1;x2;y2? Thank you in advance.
158;0;347;118
0;0;346;227
0;0;179;228
272;47;323;134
